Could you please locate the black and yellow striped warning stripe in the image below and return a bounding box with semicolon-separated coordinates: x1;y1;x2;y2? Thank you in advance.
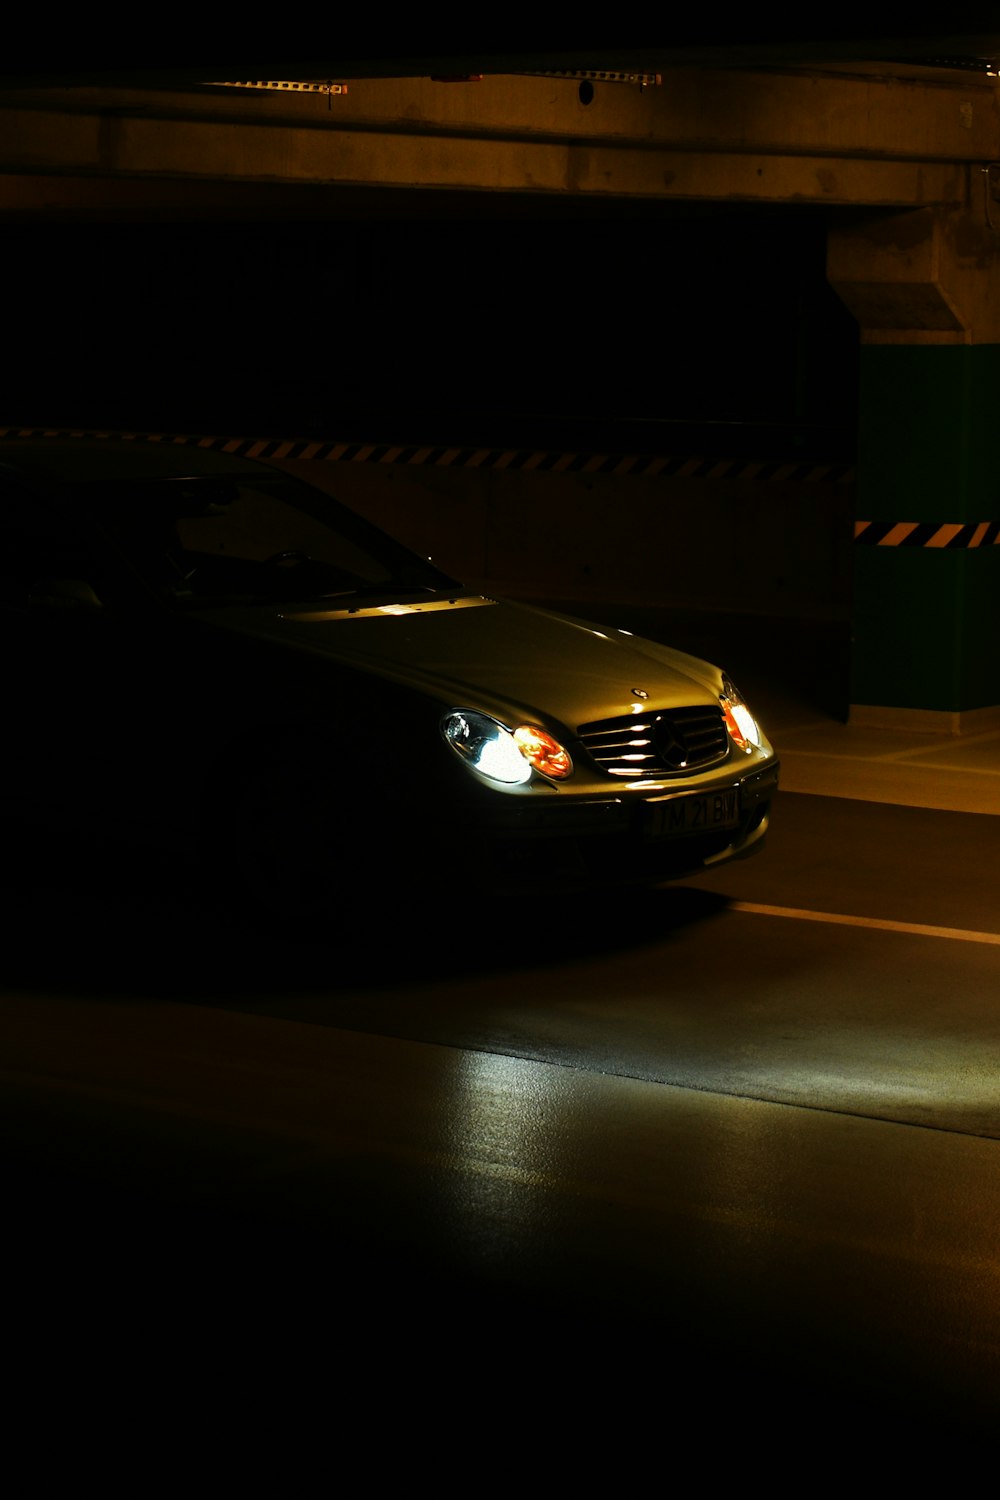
854;519;1000;547
0;428;855;482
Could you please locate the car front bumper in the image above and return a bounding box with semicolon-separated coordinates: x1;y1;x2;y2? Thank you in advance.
452;759;780;888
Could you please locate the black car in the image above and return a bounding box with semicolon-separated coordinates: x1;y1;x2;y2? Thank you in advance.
0;436;778;921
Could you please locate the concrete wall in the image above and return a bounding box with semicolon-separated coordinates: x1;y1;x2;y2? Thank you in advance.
270;455;855;623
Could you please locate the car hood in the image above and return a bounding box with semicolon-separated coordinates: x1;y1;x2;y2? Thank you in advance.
192;593;725;728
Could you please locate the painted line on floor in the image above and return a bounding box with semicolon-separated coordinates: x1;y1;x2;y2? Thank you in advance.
731;902;1000;947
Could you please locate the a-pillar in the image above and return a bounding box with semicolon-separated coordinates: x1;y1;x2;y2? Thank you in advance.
828;204;1000;731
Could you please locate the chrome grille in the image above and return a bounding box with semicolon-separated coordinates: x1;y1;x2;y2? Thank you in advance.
577;705;729;777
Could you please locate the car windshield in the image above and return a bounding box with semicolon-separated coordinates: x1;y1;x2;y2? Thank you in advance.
78;472;457;607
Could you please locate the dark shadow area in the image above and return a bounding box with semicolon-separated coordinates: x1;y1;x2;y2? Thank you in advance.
2;208;858;441
0;821;732;1001
3;1130;989;1442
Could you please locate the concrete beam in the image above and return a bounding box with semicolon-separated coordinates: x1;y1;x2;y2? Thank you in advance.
0;64;995;216
3;66;999;160
0;115;974;215
829;205;1000;342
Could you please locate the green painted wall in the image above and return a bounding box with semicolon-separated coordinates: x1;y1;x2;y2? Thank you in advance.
852;345;1000;712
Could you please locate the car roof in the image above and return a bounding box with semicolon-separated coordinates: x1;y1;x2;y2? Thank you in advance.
0;438;270;486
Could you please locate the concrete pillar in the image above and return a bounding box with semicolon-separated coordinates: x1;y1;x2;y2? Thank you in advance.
828;205;1000;731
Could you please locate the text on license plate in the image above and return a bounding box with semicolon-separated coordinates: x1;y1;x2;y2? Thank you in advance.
644;788;740;839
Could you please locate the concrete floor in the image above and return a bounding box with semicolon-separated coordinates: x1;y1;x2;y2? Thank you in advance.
3;605;999;1443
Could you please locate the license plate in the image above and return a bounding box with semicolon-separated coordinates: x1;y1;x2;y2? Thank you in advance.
643;787;740;840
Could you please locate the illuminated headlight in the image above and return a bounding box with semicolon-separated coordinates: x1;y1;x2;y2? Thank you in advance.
441;710;572;784
720;676;763;753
